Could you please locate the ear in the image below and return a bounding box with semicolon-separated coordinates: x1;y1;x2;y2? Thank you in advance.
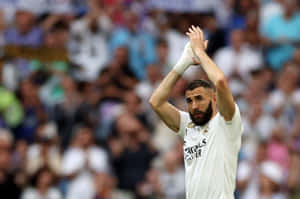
212;92;217;103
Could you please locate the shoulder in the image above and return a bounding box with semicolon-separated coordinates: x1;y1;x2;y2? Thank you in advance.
217;103;243;140
268;14;283;24
22;188;37;198
219;103;242;124
112;28;129;36
4;28;17;38
89;146;108;157
48;188;62;199
177;110;191;138
294;13;300;19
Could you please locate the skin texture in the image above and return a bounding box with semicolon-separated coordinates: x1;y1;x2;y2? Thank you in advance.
186;26;235;121
185;87;216;126
149;25;236;134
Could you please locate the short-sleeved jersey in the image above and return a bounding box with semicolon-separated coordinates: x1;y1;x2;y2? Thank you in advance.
178;103;243;199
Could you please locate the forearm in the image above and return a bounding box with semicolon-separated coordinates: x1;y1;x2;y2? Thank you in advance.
149;70;181;108
194;49;225;85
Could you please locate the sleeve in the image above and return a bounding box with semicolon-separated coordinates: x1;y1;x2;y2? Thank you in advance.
221;103;243;141
177;110;190;138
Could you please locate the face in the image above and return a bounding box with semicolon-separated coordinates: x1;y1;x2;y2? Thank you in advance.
124;91;141;114
37;170;53;188
126;12;139;32
147;64;162;84
77;128;93;148
156;43;168;61
16;11;35;34
231;29;244;50
114;47;128;66
283;0;297;15
185;87;215;126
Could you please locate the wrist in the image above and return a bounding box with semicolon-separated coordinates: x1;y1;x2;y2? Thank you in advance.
194;48;206;57
173;42;194;74
173;61;189;75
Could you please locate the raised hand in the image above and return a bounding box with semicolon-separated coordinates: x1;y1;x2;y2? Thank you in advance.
186;25;208;54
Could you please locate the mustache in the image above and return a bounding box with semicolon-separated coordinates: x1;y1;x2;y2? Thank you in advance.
192;110;205;115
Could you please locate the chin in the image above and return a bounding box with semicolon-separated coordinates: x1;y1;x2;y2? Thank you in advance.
193;119;208;126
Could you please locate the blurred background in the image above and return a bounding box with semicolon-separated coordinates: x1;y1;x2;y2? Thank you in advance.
0;0;299;199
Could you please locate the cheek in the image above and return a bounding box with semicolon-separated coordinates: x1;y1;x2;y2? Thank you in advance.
198;101;210;111
187;104;193;112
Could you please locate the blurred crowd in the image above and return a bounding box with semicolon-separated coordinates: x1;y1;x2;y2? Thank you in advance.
0;0;299;199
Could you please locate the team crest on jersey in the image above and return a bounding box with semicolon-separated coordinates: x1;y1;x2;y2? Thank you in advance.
187;122;195;128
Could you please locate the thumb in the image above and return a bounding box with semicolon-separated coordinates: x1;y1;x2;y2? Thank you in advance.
204;40;209;50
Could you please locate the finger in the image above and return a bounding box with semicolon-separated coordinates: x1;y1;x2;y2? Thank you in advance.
196;26;202;33
196;26;202;35
197;27;203;41
188;27;193;34
192;25;197;32
197;27;202;38
192;26;200;39
204;40;209;49
186;32;191;38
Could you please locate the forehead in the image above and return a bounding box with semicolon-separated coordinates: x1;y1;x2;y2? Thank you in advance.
185;87;213;98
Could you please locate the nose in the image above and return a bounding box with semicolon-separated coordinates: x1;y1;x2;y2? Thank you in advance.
192;101;198;111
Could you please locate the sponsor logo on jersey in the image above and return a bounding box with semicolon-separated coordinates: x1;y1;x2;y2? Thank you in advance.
184;138;207;163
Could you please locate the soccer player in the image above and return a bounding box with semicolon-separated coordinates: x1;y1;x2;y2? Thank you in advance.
149;26;243;199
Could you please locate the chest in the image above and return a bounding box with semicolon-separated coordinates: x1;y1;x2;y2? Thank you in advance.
270;18;300;38
183;122;224;164
184;126;210;146
183;126;212;158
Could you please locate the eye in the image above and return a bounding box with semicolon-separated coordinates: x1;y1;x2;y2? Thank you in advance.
186;98;192;104
195;95;203;101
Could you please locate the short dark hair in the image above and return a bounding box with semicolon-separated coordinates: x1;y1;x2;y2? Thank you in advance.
185;79;215;92
157;38;168;47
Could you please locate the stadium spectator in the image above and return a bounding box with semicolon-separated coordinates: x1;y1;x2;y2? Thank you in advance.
0;0;299;198
109;11;156;80
62;126;110;199
21;167;62;199
261;0;300;70
214;29;263;82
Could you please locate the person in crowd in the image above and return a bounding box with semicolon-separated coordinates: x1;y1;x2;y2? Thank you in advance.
21;167;62;199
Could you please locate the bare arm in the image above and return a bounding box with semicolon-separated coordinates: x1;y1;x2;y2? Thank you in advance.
149;43;195;132
187;26;235;121
149;70;181;132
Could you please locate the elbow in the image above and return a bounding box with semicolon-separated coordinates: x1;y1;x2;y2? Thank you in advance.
148;96;157;109
216;77;228;90
149;95;163;110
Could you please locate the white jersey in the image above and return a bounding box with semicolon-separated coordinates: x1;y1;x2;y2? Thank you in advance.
178;103;243;199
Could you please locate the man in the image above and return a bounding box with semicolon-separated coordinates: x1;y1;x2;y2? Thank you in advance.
149;26;243;199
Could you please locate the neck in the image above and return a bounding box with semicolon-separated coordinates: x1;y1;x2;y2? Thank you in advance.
284;11;294;19
38;186;48;195
233;45;241;52
166;166;177;173
212;106;218;118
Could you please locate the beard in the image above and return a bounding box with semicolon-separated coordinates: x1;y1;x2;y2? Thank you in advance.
189;101;213;126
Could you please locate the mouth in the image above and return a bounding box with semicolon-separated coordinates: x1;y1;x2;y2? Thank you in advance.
193;113;203;118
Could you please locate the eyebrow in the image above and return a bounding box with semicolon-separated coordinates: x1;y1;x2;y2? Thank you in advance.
186;94;203;100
